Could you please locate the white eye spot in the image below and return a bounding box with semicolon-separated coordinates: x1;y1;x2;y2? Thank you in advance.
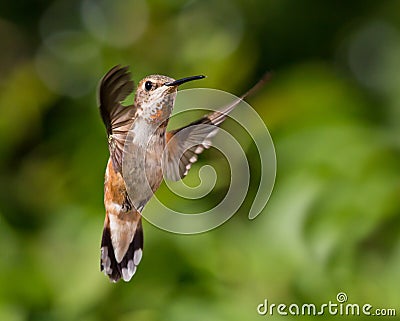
144;80;153;91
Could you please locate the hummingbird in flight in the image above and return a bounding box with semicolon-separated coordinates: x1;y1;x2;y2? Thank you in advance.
98;65;267;282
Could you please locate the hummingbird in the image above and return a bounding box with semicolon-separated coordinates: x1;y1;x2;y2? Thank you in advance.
98;65;267;282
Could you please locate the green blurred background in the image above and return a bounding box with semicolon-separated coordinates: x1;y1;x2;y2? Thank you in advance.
1;0;399;320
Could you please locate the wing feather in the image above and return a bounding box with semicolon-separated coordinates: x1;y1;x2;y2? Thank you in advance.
99;65;136;173
163;72;271;181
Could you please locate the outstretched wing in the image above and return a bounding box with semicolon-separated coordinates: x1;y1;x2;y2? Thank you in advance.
163;110;230;181
99;65;136;174
163;72;271;181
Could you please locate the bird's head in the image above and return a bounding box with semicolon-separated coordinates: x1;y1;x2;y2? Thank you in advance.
134;74;205;124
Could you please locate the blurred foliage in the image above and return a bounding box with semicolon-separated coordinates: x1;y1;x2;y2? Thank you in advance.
1;0;400;320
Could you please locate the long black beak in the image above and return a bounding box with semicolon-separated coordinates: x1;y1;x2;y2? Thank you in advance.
164;75;205;86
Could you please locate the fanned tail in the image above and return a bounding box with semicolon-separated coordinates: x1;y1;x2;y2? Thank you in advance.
100;217;144;282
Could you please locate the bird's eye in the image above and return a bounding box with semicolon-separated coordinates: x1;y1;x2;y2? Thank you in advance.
144;81;153;91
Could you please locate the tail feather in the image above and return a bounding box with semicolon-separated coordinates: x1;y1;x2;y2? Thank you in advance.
101;219;144;282
120;219;143;282
100;227;121;281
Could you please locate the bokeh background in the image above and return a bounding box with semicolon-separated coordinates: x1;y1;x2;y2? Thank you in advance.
1;0;400;320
